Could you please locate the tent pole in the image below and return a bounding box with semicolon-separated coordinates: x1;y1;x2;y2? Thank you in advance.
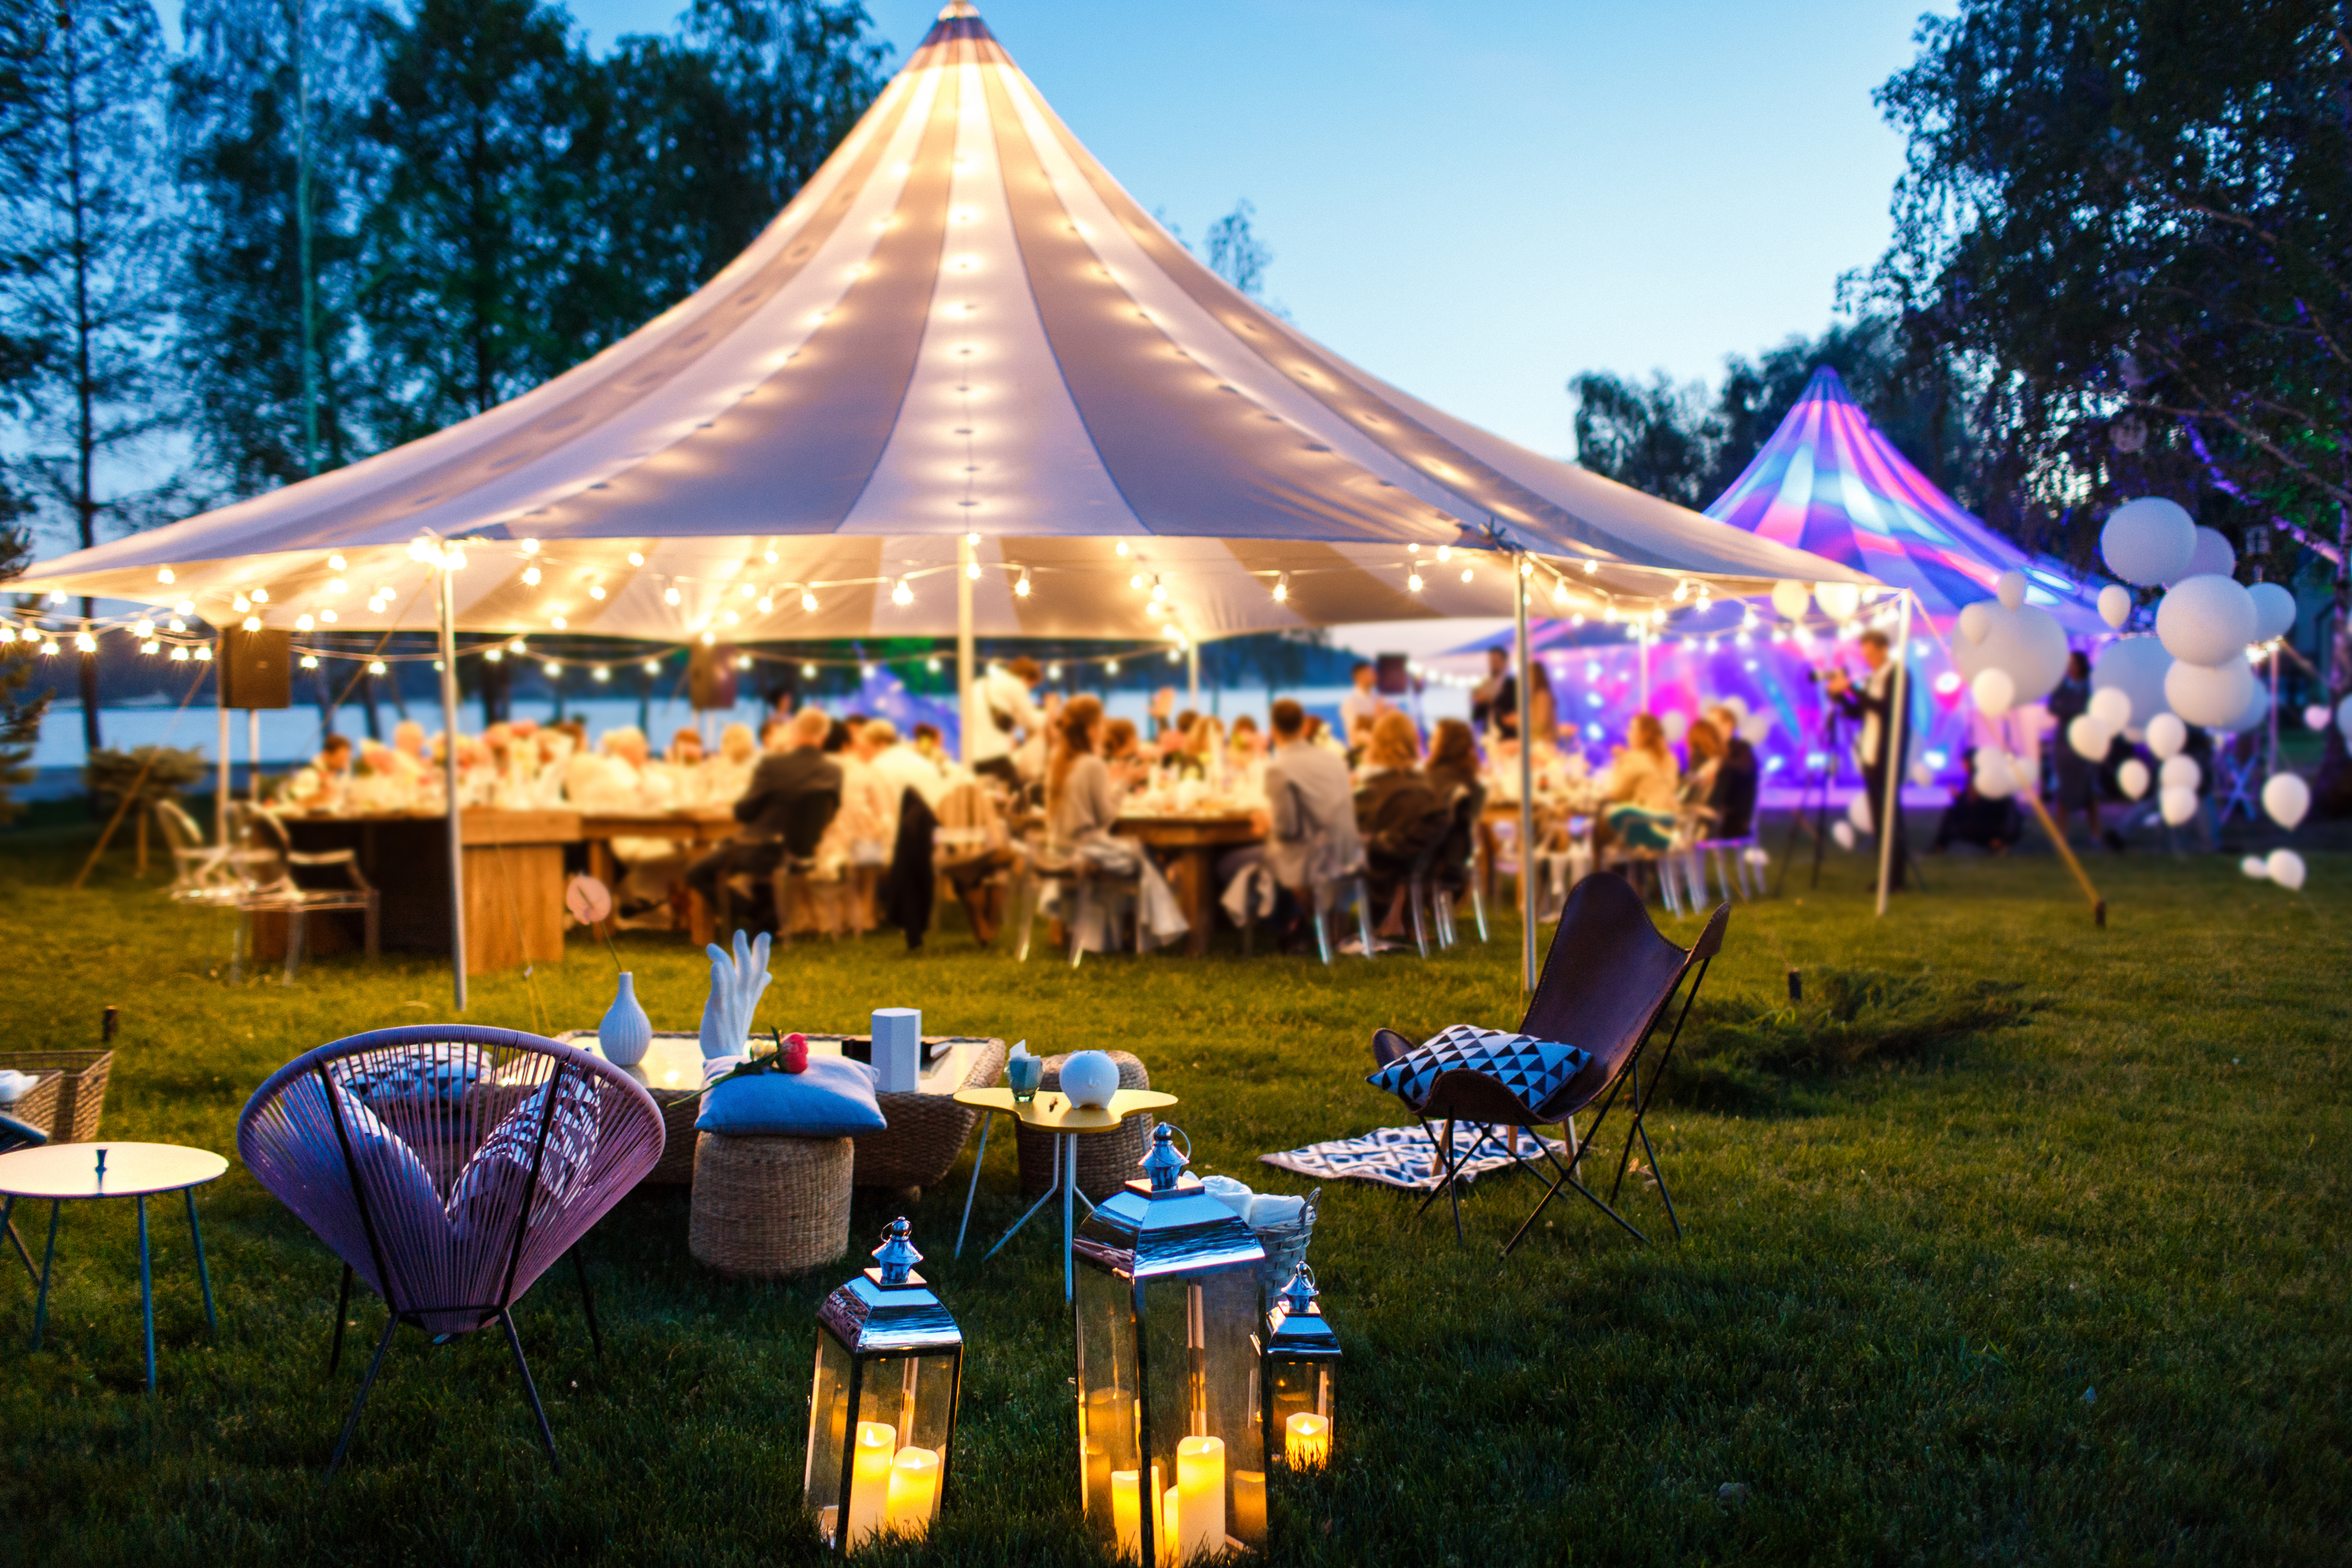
439;562;468;1011
215;640;229;847
956;535;976;765
1874;591;1912;918
1516;562;1536;992
1186;640;1199;709
1639;625;1651;707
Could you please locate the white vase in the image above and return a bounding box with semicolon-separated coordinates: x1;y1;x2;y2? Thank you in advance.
600;972;653;1067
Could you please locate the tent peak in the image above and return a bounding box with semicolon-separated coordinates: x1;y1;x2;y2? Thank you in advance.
1800;365;1859;407
937;1;980;17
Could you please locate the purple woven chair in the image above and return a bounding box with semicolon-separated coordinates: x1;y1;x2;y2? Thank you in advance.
238;1025;664;1475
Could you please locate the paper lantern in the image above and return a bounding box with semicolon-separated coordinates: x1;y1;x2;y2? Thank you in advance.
2145;712;2187;759
1074;1127;1268;1565
1814;582;1862;621
1957;603;1992;645
2266;849;2307;891
2117;758;2150;800
1770;580;1810;620
2304;705;2333;732
2154;575;2257;667
1970;667;2017;719
2164;656;2255;729
2263;773;2311;831
2241;855;2270;880
2171;525;2236;584
2159;755;2201;793
2100;498;2196;586
2247;581;2298;641
2088;687;2132;730
2159;785;2199;826
1261;1266;1340;1477
2097;584;2134;629
1830;821;1856;851
1950;602;2069;702
2066;716;2113;762
806;1219;964;1555
1994;570;2027;610
2092;636;2172;737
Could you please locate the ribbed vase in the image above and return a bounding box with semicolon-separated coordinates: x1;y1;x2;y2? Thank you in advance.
599;972;654;1067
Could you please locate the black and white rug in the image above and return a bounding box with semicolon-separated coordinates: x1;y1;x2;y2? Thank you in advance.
1260;1124;1569;1193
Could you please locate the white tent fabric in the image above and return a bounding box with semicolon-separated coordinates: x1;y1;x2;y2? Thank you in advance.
16;1;1869;644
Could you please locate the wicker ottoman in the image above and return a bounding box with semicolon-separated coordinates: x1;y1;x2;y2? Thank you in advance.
1017;1051;1153;1200
689;1132;854;1277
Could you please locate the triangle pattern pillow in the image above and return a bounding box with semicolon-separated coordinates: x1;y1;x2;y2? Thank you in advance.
1365;1024;1590;1116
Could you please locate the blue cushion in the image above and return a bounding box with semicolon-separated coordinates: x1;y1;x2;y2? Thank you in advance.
1366;1024;1590;1116
696;1055;886;1138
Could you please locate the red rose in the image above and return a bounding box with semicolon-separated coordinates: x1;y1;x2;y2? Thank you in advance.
782;1033;810;1074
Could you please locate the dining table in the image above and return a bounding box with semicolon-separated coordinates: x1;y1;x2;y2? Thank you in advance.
1112;810;1265;956
282;808;580;974
575;804;743;945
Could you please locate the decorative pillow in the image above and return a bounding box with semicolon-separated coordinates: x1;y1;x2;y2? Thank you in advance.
1365;1024;1590;1116
696;1055;886;1138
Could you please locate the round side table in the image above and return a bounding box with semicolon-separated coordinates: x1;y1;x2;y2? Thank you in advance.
952;1088;1179;1301
0;1142;226;1392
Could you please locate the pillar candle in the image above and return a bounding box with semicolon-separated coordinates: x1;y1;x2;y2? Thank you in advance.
1285;1411;1330;1469
845;1421;896;1547
1110;1464;1165;1563
1175;1435;1225;1559
1231;1470;1266;1542
883;1445;939;1538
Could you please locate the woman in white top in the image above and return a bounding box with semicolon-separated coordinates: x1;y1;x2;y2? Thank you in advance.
1045;695;1189;951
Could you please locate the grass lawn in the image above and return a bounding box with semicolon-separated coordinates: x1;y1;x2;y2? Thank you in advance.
0;816;2345;1566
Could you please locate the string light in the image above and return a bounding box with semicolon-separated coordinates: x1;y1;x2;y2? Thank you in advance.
1272;573;1289;603
892;580;913;606
170;647;189;662
544;661;561;678
801;662;818;678
664;587;681;605
1435;546;1451;562
1584;559;1598;574
232;595;250;613
133;619;153;638
241;616;261;632
925;657;942;673
764;550;778;564
643;659;661;675
485;648;503;663
591;665;609;682
756;596;773;613
589;585;606;599
520;539;539;555
739;582;756;597
801;591;820;612
860;664;875;679
1114;541;1129;556
1015;571;1031;597
299;654;319;669
1045;663;1062;680
699;630;716;646
550;616;568;630
174;600;194;616
193;646;211;662
327;578;347;594
965;560;981;580
1105;659;1120;674
250;588;268;603
327;555;345;571
628;552;645;566
1129;573;1145;591
156;568;174;584
522;567;541;586
295;614;314;631
509;638;527;653
75;630;96;652
1150;577;1167;603
1552;578;1571;605
368;660;387;676
1408;572;1424;593
1459;568;1473;583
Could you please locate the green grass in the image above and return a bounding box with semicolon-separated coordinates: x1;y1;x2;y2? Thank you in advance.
0;820;2346;1566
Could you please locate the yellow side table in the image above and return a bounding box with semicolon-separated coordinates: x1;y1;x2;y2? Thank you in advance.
952;1087;1179;1300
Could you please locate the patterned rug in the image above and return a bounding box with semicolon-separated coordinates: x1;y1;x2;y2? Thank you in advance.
1260;1124;1569;1193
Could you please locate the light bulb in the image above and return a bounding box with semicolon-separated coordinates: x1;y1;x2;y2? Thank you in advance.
1114;541;1130;556
1436;546;1451;562
1272;574;1289;603
723;609;740;625
1584;559;1598;574
664;587;681;605
1151;578;1167;602
232;596;250;613
592;665;609;682
175;601;193;616
241;616;260;632
327;555;345;571
628;552;645;566
643;659;660;675
1408;572;1424;593
1673;582;1688;602
522;567;541;585
764;550;778;564
442;549;465;571
1130;573;1145;590
926;658;942;673
298;653;317;668
156;568;174;584
590;585;606;599
328;578;347;594
1045;664;1062;680
1105;659;1121;674
739;582;755;596
757;596;773;612
965;561;981;580
133;619;153;638
193;645;211;661
892;580;913;606
1520;560;1534;577
967;533;979;546
1460;568;1473;583
170;646;188;662
520;539;539;555
296;614;314;630
509;638;526;653
168;618;185;632
550;616;568;630
699;631;716;646
485;649;503;663
802;662;818;678
544;661;561;678
736;654;753;670
1552;579;1570;605
1015;574;1031;597
250;588;268;603
802;591;819;612
368;660;387;675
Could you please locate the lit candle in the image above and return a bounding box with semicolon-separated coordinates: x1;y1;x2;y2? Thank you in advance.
1110;1464;1165;1563
884;1444;939;1538
845;1420;895;1547
1163;1485;1181;1564
1175;1435;1225;1559
1285;1412;1330;1470
1231;1470;1266;1541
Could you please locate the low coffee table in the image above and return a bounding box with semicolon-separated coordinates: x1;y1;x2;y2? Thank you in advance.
952;1087;1179;1301
0;1141;225;1392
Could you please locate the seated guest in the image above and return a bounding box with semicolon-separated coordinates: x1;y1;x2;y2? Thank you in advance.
284;733;354;812
913;722;951;770
698;722;758;805
668;728;706;768
1933;751;2023;853
862;718;949;818
1600;713;1681;851
1047;696;1122;850
1101;718;1149;789
683;707;841;913
1701;706;1759;840
1682;713;1726;816
1423;716;1484;884
1353;712;1449;938
1220;698;1362;947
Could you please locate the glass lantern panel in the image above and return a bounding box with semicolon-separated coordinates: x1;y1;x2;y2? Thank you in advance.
1140;1270;1266;1561
1075;1263;1142;1555
805;1331;855;1548
844;1351;959;1543
1267;1361;1334;1472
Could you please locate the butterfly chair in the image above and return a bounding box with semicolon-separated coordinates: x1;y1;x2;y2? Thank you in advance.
238;1026;664;1476
0;1112;47;1282
1404;874;1725;1252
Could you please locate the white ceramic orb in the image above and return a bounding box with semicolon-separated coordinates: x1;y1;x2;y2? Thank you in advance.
1058;1050;1120;1109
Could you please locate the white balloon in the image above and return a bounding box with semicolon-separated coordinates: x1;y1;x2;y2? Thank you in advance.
2092;636;2172;737
1738;713;1772;744
1847;791;1874;833
1815;582;1862;621
2339;694;2352;733
2263;772;2311;830
1661;710;1689;742
2097;583;2134;629
2266;849;2307;891
1770;580;1811;620
2159;754;2202;793
2247;581;2298;641
2145;712;2188;759
2154;574;2258;667
2214;680;2269;735
1957;602;1993;645
2159;785;2199;826
2169;525;2236;584
1995;570;2028;610
1910;760;1936;787
1721;695;1751;719
1973;748;2019;799
2101;497;2196;586
2067;714;2113;761
2117;758;2151;800
1971;666;2017;718
1950;602;2070;702
2241;855;2271;880
2089;686;2132;729
2304;704;2333;732
2164;656;2255;729
1831;820;1856;851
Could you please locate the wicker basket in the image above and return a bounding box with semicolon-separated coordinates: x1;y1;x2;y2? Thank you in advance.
0;1072;62;1141
854;1039;1008;1191
0;1052;111;1143
688;1131;853;1277
1017;1051;1152;1200
1252;1187;1320;1304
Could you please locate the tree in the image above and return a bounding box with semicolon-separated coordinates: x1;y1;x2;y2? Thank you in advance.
1567;371;1722;509
169;0;378;491
0;0;178;751
1865;0;2352;571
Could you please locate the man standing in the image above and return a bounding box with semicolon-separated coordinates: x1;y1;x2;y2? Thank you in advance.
1339;662;1387;753
1826;629;1911;890
1470;647;1517;740
966;657;1042;790
685;707;841;907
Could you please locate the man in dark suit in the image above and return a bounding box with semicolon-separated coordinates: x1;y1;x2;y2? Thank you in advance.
685;706;841;906
1826;629;1912;890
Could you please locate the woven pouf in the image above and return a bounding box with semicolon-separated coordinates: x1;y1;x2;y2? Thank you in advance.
1017;1051;1152;1200
689;1132;854;1277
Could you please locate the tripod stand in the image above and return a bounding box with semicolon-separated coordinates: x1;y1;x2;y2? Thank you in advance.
1775;707;1841;895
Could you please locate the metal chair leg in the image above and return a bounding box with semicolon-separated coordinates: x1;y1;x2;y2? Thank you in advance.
324;1315;399;1482
2;1196;33;1284
498;1308;562;1471
1313;898;1334;965
571;1247;605;1361
185;1189;216;1333
1408;880;1430;959
1352;875;1375;959
1470;882;1489;943
328;1263;353;1374
282;911;305;986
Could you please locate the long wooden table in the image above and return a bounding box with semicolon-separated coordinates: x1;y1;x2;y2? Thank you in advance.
1113;811;1264;956
282;809;580;976
575;805;741;888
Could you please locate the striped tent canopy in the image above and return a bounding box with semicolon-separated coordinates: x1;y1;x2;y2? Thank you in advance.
15;2;1869;650
1704;367;2102;631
